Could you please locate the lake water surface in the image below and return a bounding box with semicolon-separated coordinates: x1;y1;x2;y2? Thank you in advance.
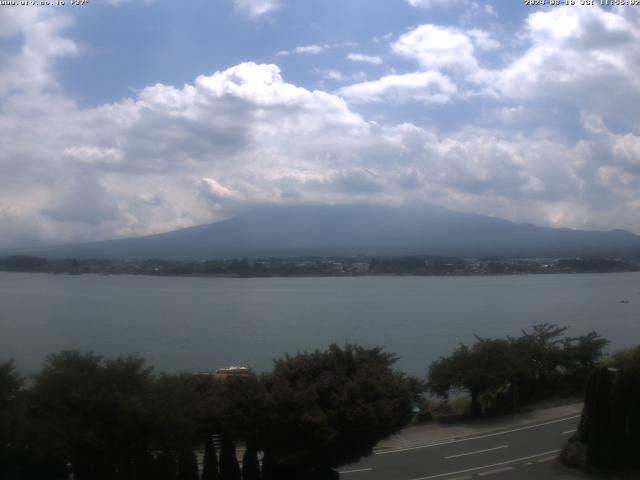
1;272;639;376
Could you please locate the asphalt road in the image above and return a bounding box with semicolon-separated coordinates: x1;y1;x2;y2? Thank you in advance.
339;415;583;480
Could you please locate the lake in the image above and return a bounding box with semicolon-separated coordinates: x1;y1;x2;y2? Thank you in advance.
1;272;639;377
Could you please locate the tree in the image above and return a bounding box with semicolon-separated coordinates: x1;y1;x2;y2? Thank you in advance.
508;323;569;400
201;434;219;480
30;351;156;480
149;374;208;479
217;374;267;444
0;360;25;480
219;432;241;480
560;331;609;394
196;373;259;480
176;448;199;480
510;324;608;401
428;339;514;417
0;255;48;272
242;441;261;480
429;324;609;417
572;361;640;469
607;345;640;372
259;344;415;477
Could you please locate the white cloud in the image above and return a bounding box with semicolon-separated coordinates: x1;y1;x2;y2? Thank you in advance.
465;29;500;51
382;8;639;124
0;9;79;96
321;70;344;81
494;6;640;120
42;177;120;227
2;8;640;246
346;53;384;65
234;0;281;18
276;45;328;57
3;57;640;245
337;71;457;104
345;24;493;103
316;69;367;83
484;4;498;17
407;0;467;9
199;178;241;203
63;146;125;166
392;25;479;72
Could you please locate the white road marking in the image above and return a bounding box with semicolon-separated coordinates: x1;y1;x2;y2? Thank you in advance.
409;449;560;480
376;415;579;455
477;466;514;476
444;445;508;459
562;429;577;435
339;468;373;474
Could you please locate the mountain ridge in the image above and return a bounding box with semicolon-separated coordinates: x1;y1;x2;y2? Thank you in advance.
2;204;639;260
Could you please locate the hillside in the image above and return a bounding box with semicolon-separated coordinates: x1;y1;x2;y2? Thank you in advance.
2;204;640;259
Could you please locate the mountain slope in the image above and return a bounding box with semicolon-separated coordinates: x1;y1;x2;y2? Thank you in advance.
3;204;640;259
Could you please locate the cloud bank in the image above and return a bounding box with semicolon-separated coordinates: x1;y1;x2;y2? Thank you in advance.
1;5;640;247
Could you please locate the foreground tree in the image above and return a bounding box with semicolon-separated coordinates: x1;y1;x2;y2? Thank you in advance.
428;339;513;417
428;324;608;416
509;323;572;401
260;344;415;478
607;345;640;372
219;432;241;480
0;360;25;480
510;324;607;401
560;331;609;394
149;374;209;479
29;351;157;480
242;441;261;480
201;434;219;480
563;346;640;470
176;449;199;480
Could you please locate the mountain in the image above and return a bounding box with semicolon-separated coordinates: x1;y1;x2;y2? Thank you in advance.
3;204;640;259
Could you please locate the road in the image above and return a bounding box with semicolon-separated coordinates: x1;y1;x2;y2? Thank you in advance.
339;415;585;480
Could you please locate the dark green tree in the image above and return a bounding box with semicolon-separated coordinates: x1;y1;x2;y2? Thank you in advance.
428;338;513;417
153;450;178;480
149;373;207;477
578;367;613;466
0;360;25;480
508;323;568;401
176;448;199;480
242;441;261;480
29;351;156;480
429;324;608;416
217;374;266;442
201;434;219;480
219;432;241;480
214;373;266;479
607;345;640;371
260;344;415;477
560;331;609;394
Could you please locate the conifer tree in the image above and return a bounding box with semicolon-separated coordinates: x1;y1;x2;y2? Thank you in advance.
241;442;260;480
202;435;219;480
176;449;199;480
219;433;241;480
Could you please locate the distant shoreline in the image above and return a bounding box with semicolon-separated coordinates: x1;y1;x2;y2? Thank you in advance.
2;253;639;279
2;269;640;280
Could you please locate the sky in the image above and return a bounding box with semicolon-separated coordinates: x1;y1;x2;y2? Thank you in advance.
1;0;640;247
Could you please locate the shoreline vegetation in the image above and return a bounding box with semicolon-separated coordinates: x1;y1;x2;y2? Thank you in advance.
2;326;636;478
1;344;416;480
1;254;639;278
560;346;640;477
